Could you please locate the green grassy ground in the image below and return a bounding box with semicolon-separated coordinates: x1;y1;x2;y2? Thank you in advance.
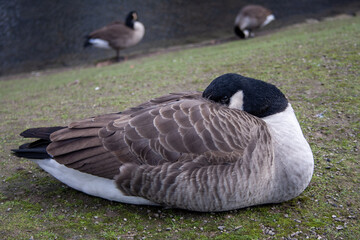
0;15;359;239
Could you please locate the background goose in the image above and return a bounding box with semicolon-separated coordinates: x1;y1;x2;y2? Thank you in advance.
234;5;275;39
12;73;313;212
84;11;145;61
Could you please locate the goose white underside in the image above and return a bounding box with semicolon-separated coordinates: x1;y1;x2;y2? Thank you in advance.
34;159;158;206
88;38;111;49
243;30;250;38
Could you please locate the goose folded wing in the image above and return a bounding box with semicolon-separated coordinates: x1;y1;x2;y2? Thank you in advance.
46;92;274;211
89;23;132;43
100;98;260;165
47;113;124;179
100;98;274;211
46;92;202;179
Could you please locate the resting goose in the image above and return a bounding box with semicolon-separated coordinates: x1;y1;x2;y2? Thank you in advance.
12;73;314;212
234;5;275;39
84;11;145;61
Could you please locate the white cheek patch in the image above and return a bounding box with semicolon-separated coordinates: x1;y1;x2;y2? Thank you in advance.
229;90;244;110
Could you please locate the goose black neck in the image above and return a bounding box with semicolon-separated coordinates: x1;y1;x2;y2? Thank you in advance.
125;12;136;29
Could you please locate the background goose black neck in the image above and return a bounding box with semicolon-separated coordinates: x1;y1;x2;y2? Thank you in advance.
125;11;137;29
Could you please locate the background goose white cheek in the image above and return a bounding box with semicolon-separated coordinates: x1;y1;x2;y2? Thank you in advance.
229;90;244;110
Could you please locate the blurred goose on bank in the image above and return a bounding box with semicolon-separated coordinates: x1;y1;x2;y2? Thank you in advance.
234;5;275;39
12;73;314;212
84;11;145;61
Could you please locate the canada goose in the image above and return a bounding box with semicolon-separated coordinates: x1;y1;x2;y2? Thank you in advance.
12;73;313;212
84;11;145;61
234;5;275;39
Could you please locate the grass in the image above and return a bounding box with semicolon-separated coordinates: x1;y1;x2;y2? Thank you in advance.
1;15;359;239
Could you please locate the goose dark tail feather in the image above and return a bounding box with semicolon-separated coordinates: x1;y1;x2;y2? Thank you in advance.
84;36;92;48
12;126;65;159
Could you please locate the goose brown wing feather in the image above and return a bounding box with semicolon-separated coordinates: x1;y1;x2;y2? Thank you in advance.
120;92;201;116
237;5;272;30
46;92;268;189
101;97;264;166
46;93;201;178
46;113;123;179
244;5;271;20
89;23;133;45
115;116;274;212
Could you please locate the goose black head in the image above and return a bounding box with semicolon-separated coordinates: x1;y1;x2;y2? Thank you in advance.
202;73;288;118
126;11;138;29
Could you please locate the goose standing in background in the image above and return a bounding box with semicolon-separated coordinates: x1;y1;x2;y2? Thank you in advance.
12;73;314;212
84;11;145;61
234;5;275;39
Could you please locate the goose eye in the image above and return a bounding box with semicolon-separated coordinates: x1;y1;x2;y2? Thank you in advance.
220;96;229;104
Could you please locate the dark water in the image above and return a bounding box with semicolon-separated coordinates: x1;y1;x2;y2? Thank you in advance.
0;0;359;76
